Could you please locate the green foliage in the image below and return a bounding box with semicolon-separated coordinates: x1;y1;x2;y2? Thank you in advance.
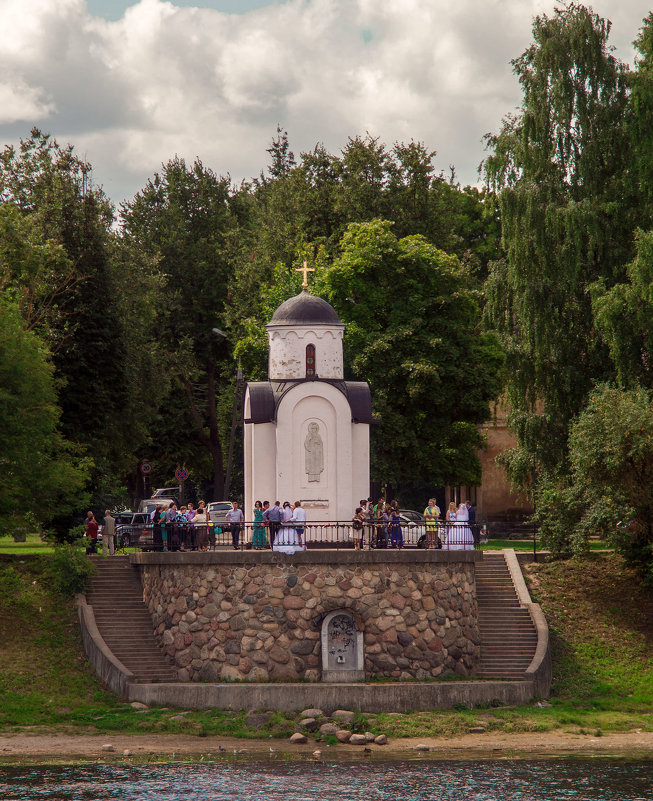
121;156;240;499
592;228;653;390
320;219;504;486
45;543;97;596
483;3;635;484
0;300;90;526
0;130;129;461
534;384;653;577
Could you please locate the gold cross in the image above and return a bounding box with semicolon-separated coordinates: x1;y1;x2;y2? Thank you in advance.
295;260;315;290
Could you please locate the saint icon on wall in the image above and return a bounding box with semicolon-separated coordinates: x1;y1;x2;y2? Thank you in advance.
304;422;324;482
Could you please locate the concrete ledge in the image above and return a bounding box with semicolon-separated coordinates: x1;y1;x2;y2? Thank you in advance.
130;549;481;566
503;549;552;698
76;594;134;698
127;678;536;713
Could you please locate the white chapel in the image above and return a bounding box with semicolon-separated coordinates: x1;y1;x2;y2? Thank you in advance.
243;289;372;521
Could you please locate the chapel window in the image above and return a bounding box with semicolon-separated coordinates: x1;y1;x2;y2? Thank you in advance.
306;344;316;377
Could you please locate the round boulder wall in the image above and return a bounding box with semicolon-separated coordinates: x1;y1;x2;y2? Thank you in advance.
132;550;480;682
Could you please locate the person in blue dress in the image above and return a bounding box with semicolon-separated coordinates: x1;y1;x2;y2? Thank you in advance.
389;508;403;549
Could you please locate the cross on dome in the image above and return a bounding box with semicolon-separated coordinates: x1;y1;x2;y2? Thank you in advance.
295;260;315;290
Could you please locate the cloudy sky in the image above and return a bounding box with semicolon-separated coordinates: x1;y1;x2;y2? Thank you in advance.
1;0;651;208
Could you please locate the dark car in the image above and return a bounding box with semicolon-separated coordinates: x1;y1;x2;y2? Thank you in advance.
115;512;153;549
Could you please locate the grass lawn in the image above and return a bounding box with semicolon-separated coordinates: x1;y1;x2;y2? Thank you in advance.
0;533;54;556
481;539;608;551
0;551;650;740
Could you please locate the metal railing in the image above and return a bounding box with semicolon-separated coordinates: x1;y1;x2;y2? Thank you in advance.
126;520;480;552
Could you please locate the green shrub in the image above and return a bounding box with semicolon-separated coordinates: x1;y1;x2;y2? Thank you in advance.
46;543;96;596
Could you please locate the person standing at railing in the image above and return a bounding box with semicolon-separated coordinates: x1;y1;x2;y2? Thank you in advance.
452;502;474;551
465;499;477;544
291;501;307;550
186;503;196;550
352;506;365;550
177;506;189;551
268;501;282;545
252;500;267;549
152;504;162;550
389;507;403;549
158;506;168;552
226;501;244;550
193;505;209;551
424;498;441;550
445;502;457;548
273;502;305;554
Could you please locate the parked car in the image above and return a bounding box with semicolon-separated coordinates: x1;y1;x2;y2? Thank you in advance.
114;512;153;549
368;513;426;548
399;508;426;524
207;501;232;527
398;513;427;546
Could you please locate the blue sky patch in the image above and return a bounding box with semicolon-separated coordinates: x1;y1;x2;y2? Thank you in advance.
87;0;282;21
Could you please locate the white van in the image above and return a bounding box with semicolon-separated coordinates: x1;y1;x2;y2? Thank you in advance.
138;498;177;517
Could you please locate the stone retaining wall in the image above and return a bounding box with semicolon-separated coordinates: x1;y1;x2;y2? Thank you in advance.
134;551;480;683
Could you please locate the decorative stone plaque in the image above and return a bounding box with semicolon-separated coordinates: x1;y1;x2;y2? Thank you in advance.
321;609;364;682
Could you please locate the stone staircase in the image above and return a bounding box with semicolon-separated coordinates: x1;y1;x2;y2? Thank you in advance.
86;556;177;683
475;551;538;679
84;552;539;686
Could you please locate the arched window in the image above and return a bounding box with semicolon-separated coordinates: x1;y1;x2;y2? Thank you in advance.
306;344;316;377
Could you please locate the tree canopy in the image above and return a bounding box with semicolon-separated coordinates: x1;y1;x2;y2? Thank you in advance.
0;300;89;523
321;219;504;487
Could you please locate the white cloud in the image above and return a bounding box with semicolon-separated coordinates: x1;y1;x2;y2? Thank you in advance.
0;0;650;206
0;77;55;124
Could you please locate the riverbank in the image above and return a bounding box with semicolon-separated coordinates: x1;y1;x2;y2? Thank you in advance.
1;552;651;744
2;730;653;763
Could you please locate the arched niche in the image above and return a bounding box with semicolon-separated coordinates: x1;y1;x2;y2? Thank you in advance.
321;609;364;682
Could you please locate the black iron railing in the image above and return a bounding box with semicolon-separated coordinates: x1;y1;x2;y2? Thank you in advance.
118;519;480;552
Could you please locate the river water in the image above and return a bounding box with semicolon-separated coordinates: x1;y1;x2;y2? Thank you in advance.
0;758;652;801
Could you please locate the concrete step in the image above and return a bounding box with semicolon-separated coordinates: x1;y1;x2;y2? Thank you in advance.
476;551;538;680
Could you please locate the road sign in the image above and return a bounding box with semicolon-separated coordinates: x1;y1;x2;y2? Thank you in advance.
140;461;152;475
175;467;189;482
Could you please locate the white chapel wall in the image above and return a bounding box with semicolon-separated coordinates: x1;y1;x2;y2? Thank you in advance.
268;326;344;380
274;382;365;521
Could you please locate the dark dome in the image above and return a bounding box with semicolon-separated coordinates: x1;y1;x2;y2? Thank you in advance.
269;291;342;326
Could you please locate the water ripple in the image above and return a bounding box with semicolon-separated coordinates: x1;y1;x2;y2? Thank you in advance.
0;759;652;801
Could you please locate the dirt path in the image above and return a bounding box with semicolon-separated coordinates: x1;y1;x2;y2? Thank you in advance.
1;731;653;762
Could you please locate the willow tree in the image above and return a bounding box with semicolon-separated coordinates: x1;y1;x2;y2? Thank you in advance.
483;3;635;484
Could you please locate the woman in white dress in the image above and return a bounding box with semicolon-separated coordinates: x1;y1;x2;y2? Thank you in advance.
273;501;306;554
446;502;474;551
444;502;457;548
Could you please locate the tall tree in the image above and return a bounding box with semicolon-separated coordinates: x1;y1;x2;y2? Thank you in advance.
0;130;138;510
121;157;238;499
0;300;90;529
483;3;634;485
320;219;504;488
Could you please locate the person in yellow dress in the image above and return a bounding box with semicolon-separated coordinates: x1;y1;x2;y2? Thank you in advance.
423;498;441;549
